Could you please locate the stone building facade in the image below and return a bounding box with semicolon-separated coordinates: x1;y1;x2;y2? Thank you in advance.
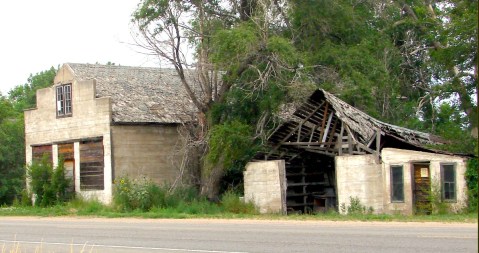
25;63;196;203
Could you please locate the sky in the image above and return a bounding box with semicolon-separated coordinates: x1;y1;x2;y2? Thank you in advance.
0;0;158;95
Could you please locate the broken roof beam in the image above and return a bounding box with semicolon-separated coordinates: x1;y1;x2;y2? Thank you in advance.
267;101;326;156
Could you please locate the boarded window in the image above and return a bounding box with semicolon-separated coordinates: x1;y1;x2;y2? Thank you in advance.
56;84;72;117
32;145;53;164
58;143;74;161
58;143;75;193
80;138;104;190
441;164;456;202
391;165;404;202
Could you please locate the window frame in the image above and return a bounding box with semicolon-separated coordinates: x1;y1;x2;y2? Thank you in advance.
56;84;72;117
390;165;405;203
441;163;456;202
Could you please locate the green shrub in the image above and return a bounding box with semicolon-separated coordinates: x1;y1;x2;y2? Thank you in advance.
465;158;478;213
221;191;256;214
342;196;373;215
113;176;200;212
26;156;72;206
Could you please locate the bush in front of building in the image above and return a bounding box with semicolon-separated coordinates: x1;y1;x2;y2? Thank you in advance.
113;176;199;212
26;157;72;207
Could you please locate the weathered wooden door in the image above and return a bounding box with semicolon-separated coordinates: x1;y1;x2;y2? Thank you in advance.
413;164;432;215
64;160;75;194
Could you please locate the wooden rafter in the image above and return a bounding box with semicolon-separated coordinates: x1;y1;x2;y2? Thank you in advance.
317;102;330;144
267;101;326;156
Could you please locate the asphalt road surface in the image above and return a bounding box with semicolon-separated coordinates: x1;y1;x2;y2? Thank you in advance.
0;217;477;253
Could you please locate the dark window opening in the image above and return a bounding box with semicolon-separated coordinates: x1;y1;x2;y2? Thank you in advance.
56;84;72;117
391;165;404;202
441;164;456;202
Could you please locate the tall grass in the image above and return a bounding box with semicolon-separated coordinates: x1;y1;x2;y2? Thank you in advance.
112;176;256;215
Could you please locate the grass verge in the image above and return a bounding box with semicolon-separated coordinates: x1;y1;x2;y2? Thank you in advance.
0;200;477;223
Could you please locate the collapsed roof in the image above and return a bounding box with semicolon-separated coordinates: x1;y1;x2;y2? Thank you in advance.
265;89;453;160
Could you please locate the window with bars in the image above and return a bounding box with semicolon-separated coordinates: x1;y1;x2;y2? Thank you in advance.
390;165;404;202
56;84;72;117
441;164;456;202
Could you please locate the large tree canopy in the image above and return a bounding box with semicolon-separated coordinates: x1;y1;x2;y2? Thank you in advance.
132;0;477;197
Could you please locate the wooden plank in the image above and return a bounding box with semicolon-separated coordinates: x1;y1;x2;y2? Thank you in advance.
32;145;52;163
267;101;326;155
58;143;74;160
296;123;302;142
320;111;334;148
375;128;381;163
80;138;104;190
338;123;344;155
282;141;335;146
317;102;330;146
325;117;339;150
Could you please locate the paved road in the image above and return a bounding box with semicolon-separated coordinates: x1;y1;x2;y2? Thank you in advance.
0;217;477;253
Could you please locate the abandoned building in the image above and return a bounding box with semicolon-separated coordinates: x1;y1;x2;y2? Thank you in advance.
244;89;470;215
24;63;196;203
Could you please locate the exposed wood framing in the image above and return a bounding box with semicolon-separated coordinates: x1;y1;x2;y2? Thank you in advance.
267;101;326;157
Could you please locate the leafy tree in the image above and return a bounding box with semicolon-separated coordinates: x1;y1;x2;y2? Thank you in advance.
132;0;477;198
0;67;56;205
8;66;56;112
0;95;24;204
133;0;299;198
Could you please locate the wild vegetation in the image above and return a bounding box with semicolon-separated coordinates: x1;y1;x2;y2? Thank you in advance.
0;1;477;214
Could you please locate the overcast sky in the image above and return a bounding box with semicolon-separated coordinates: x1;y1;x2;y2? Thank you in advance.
0;0;158;95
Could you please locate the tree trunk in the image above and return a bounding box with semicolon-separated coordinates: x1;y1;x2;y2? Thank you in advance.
200;156;225;200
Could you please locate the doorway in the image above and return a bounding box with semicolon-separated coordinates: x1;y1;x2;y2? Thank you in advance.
413;163;431;215
64;160;75;194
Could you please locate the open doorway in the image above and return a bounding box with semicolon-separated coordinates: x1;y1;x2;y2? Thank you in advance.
413;163;432;215
285;153;336;214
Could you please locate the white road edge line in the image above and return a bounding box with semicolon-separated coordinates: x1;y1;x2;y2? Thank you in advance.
0;239;249;253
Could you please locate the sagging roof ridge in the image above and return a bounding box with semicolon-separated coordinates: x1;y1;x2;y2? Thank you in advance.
320;89;437;146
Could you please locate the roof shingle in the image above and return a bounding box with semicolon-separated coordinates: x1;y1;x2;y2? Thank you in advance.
67;63;197;124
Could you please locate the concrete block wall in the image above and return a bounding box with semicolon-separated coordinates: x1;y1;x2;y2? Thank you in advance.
381;148;468;214
25;65;113;203
111;125;184;185
336;154;384;214
244;160;286;214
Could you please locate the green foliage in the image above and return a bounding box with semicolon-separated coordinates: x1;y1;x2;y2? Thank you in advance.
26;157;72;207
0;67;56;205
341;196;373;215
429;179;450;215
113;176;199;212
8;67;56;112
0;103;25;205
113;176;260;215
206;120;256;170
220;190;256;214
465;158;478;212
211;23;259;67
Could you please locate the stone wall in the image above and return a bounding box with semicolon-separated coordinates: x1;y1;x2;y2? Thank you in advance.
335;155;383;214
244;160;286;214
111;125;183;185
